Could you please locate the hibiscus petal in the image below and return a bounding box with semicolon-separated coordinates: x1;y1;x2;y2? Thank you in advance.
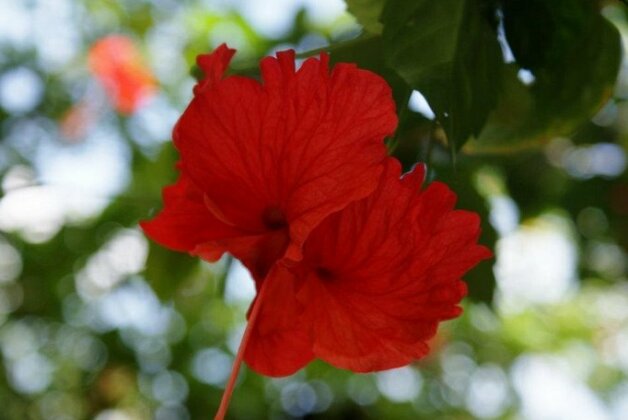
194;43;236;94
140;174;242;258
173;47;397;267
141;174;290;283
296;158;491;372
244;265;314;377
194;229;289;285
298;275;429;372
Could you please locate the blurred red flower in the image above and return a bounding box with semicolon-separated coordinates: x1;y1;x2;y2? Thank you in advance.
141;45;397;283
245;159;491;376
88;35;156;114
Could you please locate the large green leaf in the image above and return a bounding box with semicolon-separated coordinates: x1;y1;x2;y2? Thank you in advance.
381;0;502;151
502;0;591;73
465;9;622;154
345;0;385;34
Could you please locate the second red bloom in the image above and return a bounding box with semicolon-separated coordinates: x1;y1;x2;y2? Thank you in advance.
142;45;398;283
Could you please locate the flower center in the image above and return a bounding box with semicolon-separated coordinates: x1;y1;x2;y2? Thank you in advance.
262;206;287;231
315;266;335;281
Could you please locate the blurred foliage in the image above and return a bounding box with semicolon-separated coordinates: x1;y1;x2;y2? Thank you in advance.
468;1;622;153
0;0;627;419
346;0;622;154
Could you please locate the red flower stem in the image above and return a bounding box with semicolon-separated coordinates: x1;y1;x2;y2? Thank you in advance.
214;275;269;420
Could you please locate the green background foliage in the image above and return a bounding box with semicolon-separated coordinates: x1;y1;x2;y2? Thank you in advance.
0;0;627;419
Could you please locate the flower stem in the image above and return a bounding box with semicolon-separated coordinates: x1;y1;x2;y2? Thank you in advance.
229;33;378;75
214;275;269;420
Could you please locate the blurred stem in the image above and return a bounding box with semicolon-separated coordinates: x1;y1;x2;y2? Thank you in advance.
425;130;435;177
214;272;270;420
294;33;378;59
1;180;155;204
217;255;233;298
387;100;410;156
231;33;378;75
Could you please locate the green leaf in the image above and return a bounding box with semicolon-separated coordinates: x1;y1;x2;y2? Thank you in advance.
465;11;621;154
345;0;385;34
502;0;592;73
381;0;502;151
144;242;199;301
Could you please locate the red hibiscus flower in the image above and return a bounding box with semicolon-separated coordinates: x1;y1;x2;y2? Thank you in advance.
88;35;156;114
141;45;490;420
141;44;397;283
244;158;491;377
